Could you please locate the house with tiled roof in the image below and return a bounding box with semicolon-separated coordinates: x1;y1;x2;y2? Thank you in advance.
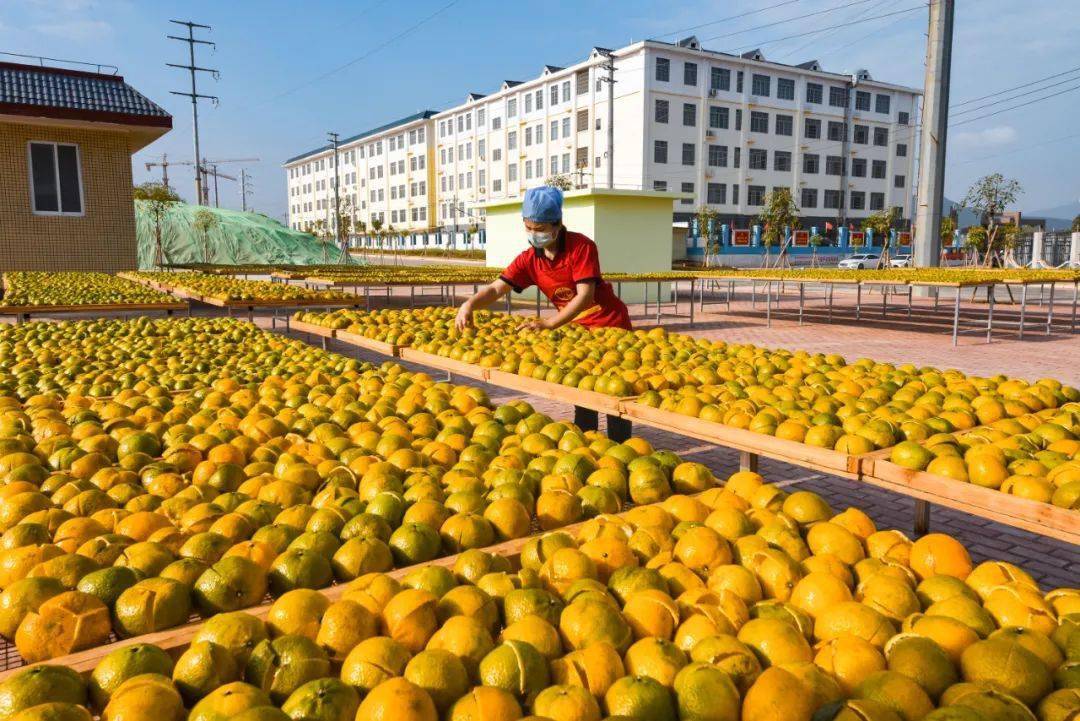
0;60;172;271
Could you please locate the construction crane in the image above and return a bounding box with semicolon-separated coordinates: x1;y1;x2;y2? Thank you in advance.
200;157;259;207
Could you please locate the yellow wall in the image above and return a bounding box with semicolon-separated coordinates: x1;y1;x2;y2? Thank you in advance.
0;121;137;271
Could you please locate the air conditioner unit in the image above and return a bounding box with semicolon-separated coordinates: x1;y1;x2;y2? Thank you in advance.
708;89;718;98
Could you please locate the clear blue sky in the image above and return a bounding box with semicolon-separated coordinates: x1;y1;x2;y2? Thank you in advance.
4;0;1078;220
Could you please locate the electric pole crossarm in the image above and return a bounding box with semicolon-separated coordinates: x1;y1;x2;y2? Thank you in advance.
165;37;215;46
168;19;218;206
166;63;218;74
169;91;219;100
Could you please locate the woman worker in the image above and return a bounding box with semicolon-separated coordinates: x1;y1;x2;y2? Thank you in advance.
454;186;632;331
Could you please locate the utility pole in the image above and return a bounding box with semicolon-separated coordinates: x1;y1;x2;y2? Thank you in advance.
328;132;342;253
913;0;955;268
240;169;253;212
599;52;616;189
168;20;218;206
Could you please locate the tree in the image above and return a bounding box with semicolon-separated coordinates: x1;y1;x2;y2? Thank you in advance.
959;173;1022;266
861;207;898;267
757;188;800;268
134;182;181;268
965;226;988;264
695;207;721;266
546;174;573;191
192;208;219;264
940;216;957;249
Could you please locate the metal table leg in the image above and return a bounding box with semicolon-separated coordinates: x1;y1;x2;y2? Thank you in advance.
535;291;540;318
856;284;862;320
986;288;994;344
656;281;661;325
914;500;931;535
1072;281;1078;333
882;284;888;318
410;287;415;308
739;451;759;473
1019;285;1027;340
728;280;733;312
766;282;772;327
1046;282;1056;335
907;285;913;319
689;279;695;326
505;293;511;313
828;284;834;323
798;283;804;325
952;291;960;346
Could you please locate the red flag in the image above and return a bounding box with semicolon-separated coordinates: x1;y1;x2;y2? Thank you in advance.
825;222;834;232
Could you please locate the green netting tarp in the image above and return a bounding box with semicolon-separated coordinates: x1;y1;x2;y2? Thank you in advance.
135;201;353;269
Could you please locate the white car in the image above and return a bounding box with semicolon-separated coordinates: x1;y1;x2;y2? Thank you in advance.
890;254;913;268
838;253;880;269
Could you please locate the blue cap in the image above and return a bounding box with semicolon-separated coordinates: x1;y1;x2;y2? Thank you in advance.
522;186;563;223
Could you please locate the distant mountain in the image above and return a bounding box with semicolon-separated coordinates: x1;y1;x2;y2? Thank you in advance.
1026;201;1079;230
942;197;980;228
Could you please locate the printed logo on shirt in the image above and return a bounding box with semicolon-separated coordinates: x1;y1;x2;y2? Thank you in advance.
552;286;575;303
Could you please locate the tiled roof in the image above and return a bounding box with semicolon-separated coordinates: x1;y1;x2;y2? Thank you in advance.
284;110;440;165
0;61;171;126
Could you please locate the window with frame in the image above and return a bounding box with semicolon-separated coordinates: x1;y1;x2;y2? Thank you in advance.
747;185;766;206
735;109;742;131
524;127;533;146
732;184;739;205
751;74;771;97
492;117;502;130
493;179;503;193
576;109;589;132
525;161;533;180
850;191;866;210
507;131;517;150
736;71;744;93
773;151;791;172
493;148;503;162
748;148;767;170
709;106;729;129
477;109;485;127
828;86;848;107
827;121;846;142
508;164;518;182
708;144;727;167
595;117;601;131
576;147;589;168
804;118;821;139
894;174;905;188
876;94;891;114
707;182;726;204
682;143;695;166
655;99;669;123
898;111;909;125
750;111;769;133
776;78;795;101
825;155;844;176
562;153;570;173
561;81;571;103
535;89;543;110
871;159;886;178
684;62;698;86
870;192;885;210
775;114;793;136
550;156;558;175
507;98;517;117
478;139;486;159
806;83;823;104
683;103;697;127
711;67;730;91
851;158;867;177
550;85;558;106
855;90;871;111
873;127;889;146
654;140;668;164
656;57;670;82
824;189;842;209
680;182;694;205
733;147;741;168
536;124;544;143
896;143;907;157
653;180;667;191
801;188;818;208
853;125;869;144
550;120;558;140
525;93;533;114
456;116;464;133
562;117;570;137
576;70;589;95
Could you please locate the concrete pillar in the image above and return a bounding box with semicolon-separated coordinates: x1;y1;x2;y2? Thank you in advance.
1031;231;1045;267
1070;232;1080;266
751;225;762;247
721;224;730;247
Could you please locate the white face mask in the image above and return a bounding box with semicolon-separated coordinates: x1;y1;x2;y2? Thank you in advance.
527;229;557;249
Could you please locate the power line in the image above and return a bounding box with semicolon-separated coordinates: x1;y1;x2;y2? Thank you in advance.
698;0;881;43
727;5;928;51
951;82;1080;127
951;74;1080;117
775;0;890;59
951;64;1080;108
655;0;805;39
953;131;1080;165
167;20;218;206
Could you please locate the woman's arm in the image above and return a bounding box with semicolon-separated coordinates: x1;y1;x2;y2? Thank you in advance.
455;278;513;330
521;281;595;330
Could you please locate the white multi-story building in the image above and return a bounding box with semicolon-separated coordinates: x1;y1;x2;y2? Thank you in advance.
285;36;920;241
283;110;437;235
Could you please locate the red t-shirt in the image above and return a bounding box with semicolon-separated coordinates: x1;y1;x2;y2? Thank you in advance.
500;228;632;330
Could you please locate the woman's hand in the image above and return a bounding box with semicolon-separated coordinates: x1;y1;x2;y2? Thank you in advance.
455;302;473;331
518;317;552;332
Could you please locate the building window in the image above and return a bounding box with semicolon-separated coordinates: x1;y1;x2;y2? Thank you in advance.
684;62;698;86
751;74;771;97
736;70;744;93
876;94;891;114
801;188;818;208
827;121;846;142
708;144;728;167
775;114;793;136
550;120;558;140
655;99;669;123
806;83;823;104
750;111;769;133
898;111;909;125
28;141;83;215
747;185;766;206
825;155;844;176
733;147;741;168
656;57;670;82
525;127;533;146
894;174;905;188
508;164;518;182
870;192;885;210
711;67;730;91
535;89;543;109
549;156;558;175
874;127;889;146
653;180;667;191
576;70;589;95
871;159;886;179
709;106;729;129
731;184;739;205
707;182;726;204
682;143;695;166
896;143;907;157
507;131;517;150
549;85;559;106
525;161;533;180
576;109;589;132
654;140;668;164
824;189;843;209
777;78;795;100
507;98;517;117
804;118;821;139
492;117;502;130
682;103;697;126
477;109;485;127
828;86;848;107
525;93;532;114
748;148;767;170
853;125;869;144
493;179;503;193
855;90;871;111
537;124;544;142
735;109;742;131
850;191;866;210
773;151;791;172
851;158;867;177
680;182;694;205
562;117;570;137
562;153;570;173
